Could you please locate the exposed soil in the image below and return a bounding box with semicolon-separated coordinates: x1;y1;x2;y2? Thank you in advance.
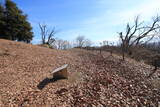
0;39;160;107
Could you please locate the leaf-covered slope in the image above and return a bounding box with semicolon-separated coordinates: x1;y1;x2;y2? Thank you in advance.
0;39;159;107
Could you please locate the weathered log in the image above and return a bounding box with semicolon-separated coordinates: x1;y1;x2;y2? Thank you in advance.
51;64;68;79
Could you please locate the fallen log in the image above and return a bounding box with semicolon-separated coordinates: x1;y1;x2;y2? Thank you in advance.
51;64;68;79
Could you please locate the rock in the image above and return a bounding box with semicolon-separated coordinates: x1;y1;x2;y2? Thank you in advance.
51;64;68;79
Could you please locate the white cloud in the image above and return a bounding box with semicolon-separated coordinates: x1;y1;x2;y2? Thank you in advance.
116;0;160;22
74;0;160;43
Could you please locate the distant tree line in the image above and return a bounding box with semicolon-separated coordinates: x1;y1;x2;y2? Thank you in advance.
0;0;33;43
143;41;160;53
38;23;93;49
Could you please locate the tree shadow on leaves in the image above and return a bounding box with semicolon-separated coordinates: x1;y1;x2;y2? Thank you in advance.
37;77;64;90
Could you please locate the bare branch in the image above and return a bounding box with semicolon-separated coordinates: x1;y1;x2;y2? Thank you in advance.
119;15;160;60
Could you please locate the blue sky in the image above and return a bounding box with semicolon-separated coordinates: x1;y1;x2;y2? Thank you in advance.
11;0;160;44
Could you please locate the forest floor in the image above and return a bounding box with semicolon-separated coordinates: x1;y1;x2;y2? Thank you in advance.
0;39;160;107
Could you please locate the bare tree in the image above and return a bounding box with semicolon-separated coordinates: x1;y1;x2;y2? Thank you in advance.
84;39;92;47
39;23;57;45
75;35;93;48
100;40;109;46
62;40;71;49
76;35;86;48
53;39;71;50
119;15;160;60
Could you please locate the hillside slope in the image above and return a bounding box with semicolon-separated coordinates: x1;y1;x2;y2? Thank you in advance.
0;39;159;107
